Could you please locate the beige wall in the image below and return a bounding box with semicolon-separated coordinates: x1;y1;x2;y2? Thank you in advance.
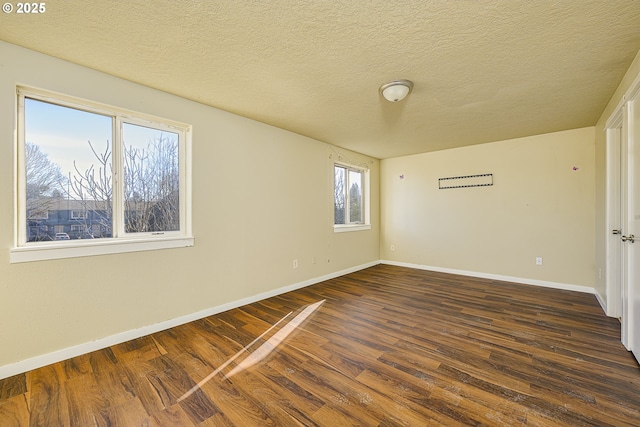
0;42;379;369
381;127;596;287
594;49;640;305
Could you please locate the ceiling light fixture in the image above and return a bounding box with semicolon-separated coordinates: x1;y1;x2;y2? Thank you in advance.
379;79;414;102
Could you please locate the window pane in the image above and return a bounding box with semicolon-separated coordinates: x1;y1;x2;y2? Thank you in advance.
123;123;180;233
24;98;113;241
348;170;363;223
334;166;346;224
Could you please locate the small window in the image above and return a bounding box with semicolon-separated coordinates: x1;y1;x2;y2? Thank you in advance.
334;163;369;231
70;225;85;233
13;87;193;262
70;210;87;219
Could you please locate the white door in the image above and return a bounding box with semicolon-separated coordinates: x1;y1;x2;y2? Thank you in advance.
625;95;640;363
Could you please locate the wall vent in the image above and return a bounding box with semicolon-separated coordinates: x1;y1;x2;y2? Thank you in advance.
438;173;493;189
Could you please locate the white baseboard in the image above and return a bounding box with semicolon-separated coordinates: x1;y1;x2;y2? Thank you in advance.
594;291;608;314
380;260;596;294
0;261;378;380
1;260;597;380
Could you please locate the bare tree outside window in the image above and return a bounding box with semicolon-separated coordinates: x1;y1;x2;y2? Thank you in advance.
334;164;364;226
349;180;362;223
334;166;346;224
66;132;180;235
25;142;66;241
23;97;182;242
123;123;180;233
67;139;113;238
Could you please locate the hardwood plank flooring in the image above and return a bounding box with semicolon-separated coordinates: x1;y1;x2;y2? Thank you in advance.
1;264;638;426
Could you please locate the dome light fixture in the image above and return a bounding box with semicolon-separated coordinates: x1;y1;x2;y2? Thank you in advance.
379;79;414;102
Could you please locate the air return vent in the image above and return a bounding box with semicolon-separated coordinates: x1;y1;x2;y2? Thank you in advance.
438;173;493;189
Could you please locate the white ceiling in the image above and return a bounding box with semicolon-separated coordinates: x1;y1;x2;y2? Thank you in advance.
2;1;640;159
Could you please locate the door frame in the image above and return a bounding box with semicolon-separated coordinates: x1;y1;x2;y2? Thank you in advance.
605;73;640;351
605;112;622;320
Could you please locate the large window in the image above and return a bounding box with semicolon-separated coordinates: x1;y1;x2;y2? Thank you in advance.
334;163;369;231
12;87;193;262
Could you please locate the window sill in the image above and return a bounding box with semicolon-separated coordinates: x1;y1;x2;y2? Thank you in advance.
10;236;194;263
333;224;371;233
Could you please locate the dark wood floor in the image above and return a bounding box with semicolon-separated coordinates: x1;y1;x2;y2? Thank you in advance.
1;265;639;426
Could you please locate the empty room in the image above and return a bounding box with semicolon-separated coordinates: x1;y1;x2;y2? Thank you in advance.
1;1;640;426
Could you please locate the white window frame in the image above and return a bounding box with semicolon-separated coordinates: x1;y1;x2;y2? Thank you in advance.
70;210;87;219
333;162;371;233
70;224;86;233
11;87;194;263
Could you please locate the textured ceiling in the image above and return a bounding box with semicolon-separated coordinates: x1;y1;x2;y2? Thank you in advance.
1;1;640;159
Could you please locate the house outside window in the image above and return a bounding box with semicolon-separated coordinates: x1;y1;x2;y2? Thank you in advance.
12;87;193;263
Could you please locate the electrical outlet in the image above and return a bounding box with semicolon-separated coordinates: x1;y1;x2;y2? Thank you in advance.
293;259;298;269
390;245;395;252
536;257;543;266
